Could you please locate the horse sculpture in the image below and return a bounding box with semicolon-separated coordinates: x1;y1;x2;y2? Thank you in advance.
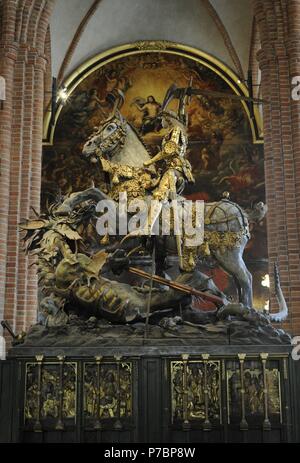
55;107;268;309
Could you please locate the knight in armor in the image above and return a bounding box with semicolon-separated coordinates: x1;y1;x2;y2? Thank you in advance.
144;113;195;201
135;110;194;238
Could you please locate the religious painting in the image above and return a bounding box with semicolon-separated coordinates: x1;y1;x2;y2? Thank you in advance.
24;361;77;429
42;49;267;308
84;361;132;428
226;360;282;426
171;360;221;425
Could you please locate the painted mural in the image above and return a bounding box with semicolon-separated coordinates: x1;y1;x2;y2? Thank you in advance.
42;52;268;309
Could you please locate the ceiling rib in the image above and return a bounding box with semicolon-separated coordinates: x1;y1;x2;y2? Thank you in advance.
57;0;102;86
200;0;245;79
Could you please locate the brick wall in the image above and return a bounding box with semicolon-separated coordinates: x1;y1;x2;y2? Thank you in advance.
254;0;300;335
0;0;54;340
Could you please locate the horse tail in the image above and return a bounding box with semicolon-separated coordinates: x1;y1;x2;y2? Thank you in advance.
269;263;288;322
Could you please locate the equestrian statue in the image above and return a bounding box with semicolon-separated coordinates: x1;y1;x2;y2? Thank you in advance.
17;85;288;344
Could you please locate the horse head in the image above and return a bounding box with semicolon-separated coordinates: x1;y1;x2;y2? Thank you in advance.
82;111;127;163
82;110;152;168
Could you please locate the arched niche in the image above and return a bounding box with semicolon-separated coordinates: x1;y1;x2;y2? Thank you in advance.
42;41;267;308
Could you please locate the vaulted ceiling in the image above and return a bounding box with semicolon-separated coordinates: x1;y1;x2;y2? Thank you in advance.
50;0;254;82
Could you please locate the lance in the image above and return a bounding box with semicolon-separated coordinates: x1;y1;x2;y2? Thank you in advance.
169;169;184;269
128;266;224;307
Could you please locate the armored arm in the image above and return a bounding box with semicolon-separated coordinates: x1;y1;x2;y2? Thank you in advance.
143;150;173;167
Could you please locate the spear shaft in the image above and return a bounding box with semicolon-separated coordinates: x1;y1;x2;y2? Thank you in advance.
128;266;223;306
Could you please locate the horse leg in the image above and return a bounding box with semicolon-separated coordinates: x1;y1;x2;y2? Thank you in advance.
212;247;253;308
176;269;229;305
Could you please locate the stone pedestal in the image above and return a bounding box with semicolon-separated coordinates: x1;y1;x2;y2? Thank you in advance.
1;338;300;443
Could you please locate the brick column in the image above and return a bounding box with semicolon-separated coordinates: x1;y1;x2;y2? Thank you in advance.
0;1;54;338
26;53;47;328
286;0;300;335
0;47;17;331
0;1;18;334
254;0;300;335
5;47;26;332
